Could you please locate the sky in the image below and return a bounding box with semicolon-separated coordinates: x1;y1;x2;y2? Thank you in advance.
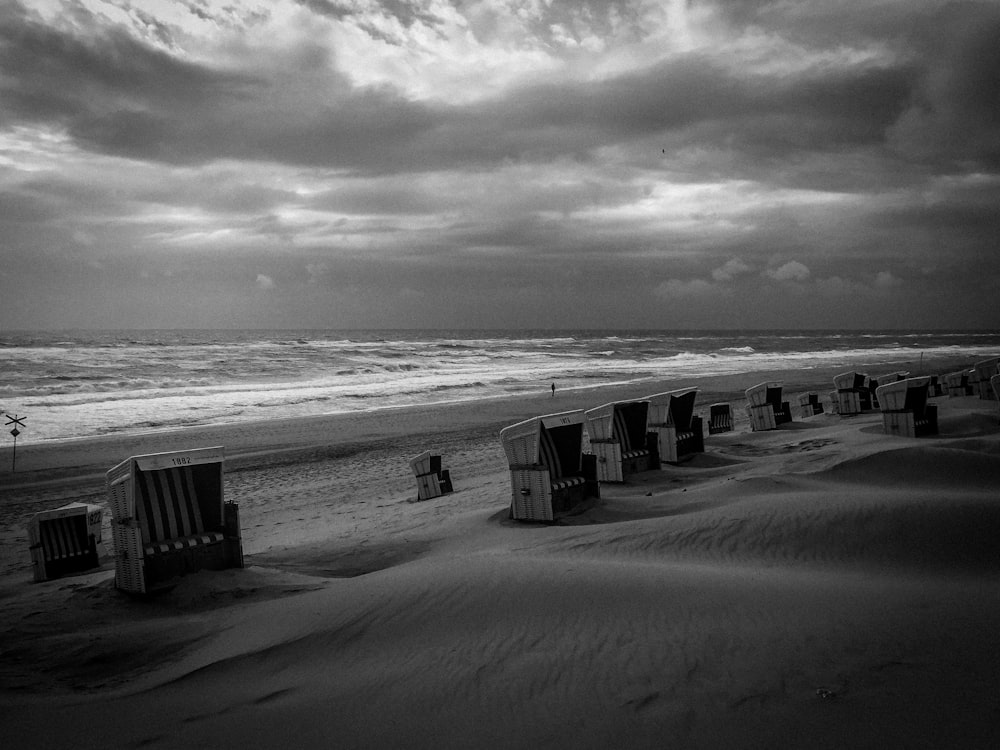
1;0;999;330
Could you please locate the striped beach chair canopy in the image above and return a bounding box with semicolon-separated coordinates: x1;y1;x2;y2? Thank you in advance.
28;502;103;582
500;410;586;478
584;400;650;452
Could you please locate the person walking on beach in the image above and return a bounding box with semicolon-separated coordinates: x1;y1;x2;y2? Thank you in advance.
551;382;556;397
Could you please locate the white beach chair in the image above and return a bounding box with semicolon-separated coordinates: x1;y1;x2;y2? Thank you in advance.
745;382;791;431
944;369;975;397
972;357;1000;400
646;388;704;463
409;451;453;501
106;447;244;594
874;377;938;438
833;371;872;415
584;400;658;482
797;392;825;417
868;372;910;409
500;411;599;522
27;502;104;582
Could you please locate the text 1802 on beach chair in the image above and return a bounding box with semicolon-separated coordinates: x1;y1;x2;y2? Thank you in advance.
500;411;599;522
106;447;244;594
875;377;938;438
745;382;792;431
584;400;659;482
28;502;104;582
797;392;825;417
409;451;453;501
708;403;734;434
646;389;704;463
972;357;1000;400
833;371;872;415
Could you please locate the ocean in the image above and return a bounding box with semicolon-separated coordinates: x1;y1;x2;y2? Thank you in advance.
2;329;998;445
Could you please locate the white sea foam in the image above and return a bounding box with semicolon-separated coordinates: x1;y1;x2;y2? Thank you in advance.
2;329;997;444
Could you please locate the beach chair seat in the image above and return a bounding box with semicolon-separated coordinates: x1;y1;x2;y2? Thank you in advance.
106;447;244;594
409;451;454;501
797;392;825;417
875;377;938;438
708;403;733;434
646;388;705;463
143;531;227;557
584;400;659;482
745;382;790;431
500;411;599;522
28;502;104;582
833;372;872;415
972;357;1000;400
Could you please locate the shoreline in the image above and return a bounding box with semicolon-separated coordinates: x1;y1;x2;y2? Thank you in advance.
0;352;980;486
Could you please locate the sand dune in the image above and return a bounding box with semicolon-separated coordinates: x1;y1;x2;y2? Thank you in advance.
2;368;999;749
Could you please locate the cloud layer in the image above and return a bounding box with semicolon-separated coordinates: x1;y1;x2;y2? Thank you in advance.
2;0;998;328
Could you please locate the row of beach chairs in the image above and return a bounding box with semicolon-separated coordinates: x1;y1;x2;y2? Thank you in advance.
500;388;734;522
25;357;1000;581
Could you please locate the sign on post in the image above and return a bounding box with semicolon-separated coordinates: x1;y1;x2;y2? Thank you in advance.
5;414;25;473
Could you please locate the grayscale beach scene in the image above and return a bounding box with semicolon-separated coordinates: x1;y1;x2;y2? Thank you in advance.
2;2;999;749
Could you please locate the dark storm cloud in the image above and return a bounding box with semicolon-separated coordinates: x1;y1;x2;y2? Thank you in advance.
0;1;918;178
2;0;998;329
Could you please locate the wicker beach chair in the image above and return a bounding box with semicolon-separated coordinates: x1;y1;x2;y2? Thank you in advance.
500;411;599;522
584;400;659;482
875;377;938;438
833;371;872;415
409;451;453;501
106;447;244;594
972;357;1000;400
868;372;910;409
944;369;975;397
27;502;104;582
646;388;704;463
797;392;825;417
745;382;791;431
708;403;734;434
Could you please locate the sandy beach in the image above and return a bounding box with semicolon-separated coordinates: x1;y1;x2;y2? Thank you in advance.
2;355;999;749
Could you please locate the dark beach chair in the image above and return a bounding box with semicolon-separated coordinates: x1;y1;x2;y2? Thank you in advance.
500;411;599;522
708;403;734;434
106;447;244;594
28;502;104;582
